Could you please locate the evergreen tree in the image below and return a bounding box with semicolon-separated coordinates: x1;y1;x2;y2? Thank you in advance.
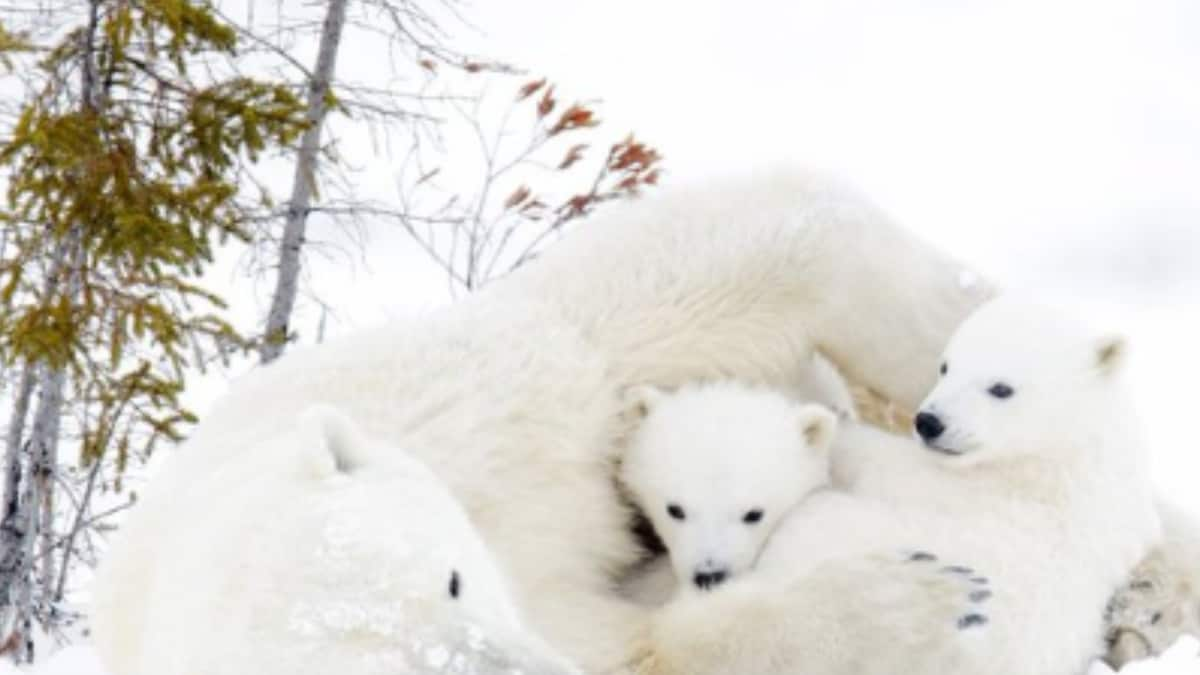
0;1;306;659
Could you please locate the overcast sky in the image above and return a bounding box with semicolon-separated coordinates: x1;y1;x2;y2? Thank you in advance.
205;0;1200;509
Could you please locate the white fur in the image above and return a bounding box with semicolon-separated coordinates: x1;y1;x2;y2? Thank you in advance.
640;297;1161;675
92;169;994;673
620;382;836;598
92;405;578;675
1105;500;1200;667
502;168;995;411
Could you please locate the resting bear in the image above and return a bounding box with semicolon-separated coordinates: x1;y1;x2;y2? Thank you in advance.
91;169;1198;671
92;405;578;675
636;296;1161;675
94;169;991;673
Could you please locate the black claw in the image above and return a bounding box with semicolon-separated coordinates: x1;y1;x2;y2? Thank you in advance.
970;576;988;585
908;551;937;562
957;613;988;630
1130;580;1154;592
942;565;973;575
1150;611;1163;625
968;589;992;603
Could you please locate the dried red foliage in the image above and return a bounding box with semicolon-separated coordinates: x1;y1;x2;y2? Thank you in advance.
517;78;547;101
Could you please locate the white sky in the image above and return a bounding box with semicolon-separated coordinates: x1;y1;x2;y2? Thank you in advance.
202;1;1200;507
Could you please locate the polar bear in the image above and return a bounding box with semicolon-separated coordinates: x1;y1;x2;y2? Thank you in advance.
637;296;1162;675
92;405;578;675
620;382;838;597
95;169;993;673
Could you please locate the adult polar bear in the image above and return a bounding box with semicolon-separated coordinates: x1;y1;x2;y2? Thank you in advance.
93;169;1185;671
94;405;581;675
95;169;987;673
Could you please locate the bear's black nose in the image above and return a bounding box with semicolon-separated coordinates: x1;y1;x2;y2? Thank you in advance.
693;570;728;590
915;411;945;441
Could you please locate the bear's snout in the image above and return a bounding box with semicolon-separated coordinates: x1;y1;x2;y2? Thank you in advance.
914;411;945;442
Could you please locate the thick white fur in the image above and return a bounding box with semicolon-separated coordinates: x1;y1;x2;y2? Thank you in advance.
640;297;1162;675
92;405;579;675
621;382;836;598
92;169;995;673
1105;500;1200;667
94;299;636;673
502;168;994;411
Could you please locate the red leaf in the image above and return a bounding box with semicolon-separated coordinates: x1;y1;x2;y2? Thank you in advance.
557;144;588;170
517;78;547;101
504;185;532;210
564;194;591;217
551;104;599;134
537;86;557;119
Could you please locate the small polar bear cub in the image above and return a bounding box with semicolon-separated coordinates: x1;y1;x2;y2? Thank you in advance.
620;382;838;594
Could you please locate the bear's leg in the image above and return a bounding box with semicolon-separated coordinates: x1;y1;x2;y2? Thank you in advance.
638;550;994;675
1105;503;1200;667
518;580;651;675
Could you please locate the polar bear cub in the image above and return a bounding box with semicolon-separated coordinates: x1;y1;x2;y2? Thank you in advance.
620;382;838;596
92;405;578;675
637;296;1161;675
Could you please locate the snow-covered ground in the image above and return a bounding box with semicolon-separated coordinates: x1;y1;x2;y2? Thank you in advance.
10;634;1200;674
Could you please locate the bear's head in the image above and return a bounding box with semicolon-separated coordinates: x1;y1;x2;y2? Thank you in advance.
138;404;578;675
913;295;1129;467
621;382;836;592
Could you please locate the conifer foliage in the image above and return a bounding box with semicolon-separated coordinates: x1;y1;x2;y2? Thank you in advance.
0;1;306;660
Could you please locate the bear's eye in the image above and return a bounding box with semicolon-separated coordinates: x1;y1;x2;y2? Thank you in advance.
988;383;1014;399
743;509;764;524
667;503;686;521
940;362;948;376
448;570;461;599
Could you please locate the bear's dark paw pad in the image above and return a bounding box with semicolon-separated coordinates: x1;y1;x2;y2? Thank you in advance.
904;550;938;563
900;550;995;628
968;589;992;603
957;613;989;630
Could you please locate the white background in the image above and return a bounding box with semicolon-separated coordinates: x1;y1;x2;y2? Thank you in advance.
267;0;1200;512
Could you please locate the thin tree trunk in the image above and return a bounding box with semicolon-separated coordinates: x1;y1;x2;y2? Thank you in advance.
0;368;35;634
12;364;66;663
0;223;78;660
260;0;348;364
52;457;102;603
0;0;98;638
1;368;34;533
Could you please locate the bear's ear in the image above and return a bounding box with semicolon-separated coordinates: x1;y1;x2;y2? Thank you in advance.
1093;333;1128;376
623;384;668;421
796;404;838;453
299;404;372;477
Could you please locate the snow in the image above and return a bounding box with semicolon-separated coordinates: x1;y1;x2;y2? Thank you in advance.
3;645;105;675
1087;636;1200;675
10;636;1200;674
